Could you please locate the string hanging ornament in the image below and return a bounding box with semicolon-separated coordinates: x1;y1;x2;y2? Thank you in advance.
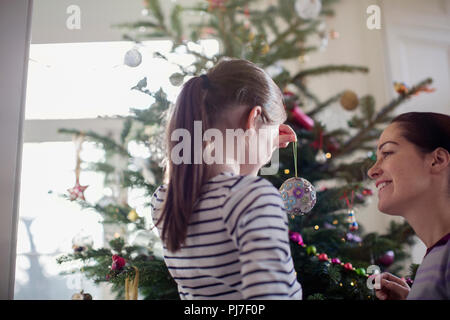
67;133;89;201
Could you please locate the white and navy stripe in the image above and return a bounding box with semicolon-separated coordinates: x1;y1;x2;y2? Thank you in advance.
150;171;302;300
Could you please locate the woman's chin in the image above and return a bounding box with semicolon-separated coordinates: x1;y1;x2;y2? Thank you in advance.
377;201;401;216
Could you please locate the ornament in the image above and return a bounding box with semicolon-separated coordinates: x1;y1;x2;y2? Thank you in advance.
331;258;341;264
72;231;93;253
280;177;317;216
67;181;88;201
306;245;317;256
344;262;353;270
343;191;358;231
318;253;328;261
378;250;395;267
111;254;126;271
348;209;359;231
125;266;140;300
291;106;314;130
71;290;92;300
124;47;142;67
340;90;359;111
169;73;184;86
127;209;139;222
279;141;317;215
295;0;322;20
289;231;304;245
355;268;366;276
346;232;362;243
315;149;327;164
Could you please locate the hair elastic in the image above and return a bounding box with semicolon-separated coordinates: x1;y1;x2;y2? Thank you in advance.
200;74;210;89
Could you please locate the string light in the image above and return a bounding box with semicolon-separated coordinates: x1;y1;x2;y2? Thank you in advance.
314;225;319;230
325;152;332;159
284;169;290;174
332;219;338;225
114;233;121;238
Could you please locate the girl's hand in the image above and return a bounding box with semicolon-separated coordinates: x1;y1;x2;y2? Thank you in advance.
278;124;297;148
375;272;410;300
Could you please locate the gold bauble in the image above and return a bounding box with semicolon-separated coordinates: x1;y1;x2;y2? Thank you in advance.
340;90;359;111
127;209;139;222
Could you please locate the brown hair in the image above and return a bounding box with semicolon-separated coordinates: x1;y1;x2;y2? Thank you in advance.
391;112;450;154
156;58;287;252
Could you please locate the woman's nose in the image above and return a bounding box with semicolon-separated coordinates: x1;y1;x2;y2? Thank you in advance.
367;162;381;180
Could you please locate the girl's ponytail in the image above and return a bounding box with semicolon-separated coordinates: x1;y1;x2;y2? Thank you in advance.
157;76;210;252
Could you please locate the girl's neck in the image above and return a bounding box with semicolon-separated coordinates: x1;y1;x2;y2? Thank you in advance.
205;163;240;181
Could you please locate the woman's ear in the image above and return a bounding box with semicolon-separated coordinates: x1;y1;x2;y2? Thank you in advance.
429;147;450;174
246;106;262;131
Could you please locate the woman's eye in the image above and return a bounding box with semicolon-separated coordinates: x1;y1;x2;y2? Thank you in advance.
382;151;393;158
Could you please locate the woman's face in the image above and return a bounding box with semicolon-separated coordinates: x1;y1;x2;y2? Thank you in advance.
367;123;433;215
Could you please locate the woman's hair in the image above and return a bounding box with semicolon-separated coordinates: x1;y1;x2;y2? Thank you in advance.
156;58;287;252
391;112;450;154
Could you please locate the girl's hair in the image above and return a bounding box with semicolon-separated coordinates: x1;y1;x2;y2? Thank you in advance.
391;112;450;154
157;58;287;252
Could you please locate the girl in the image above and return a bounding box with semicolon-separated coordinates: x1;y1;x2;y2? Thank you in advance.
367;112;450;300
150;58;302;300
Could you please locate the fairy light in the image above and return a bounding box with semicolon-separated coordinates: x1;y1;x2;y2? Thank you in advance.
325;152;332;159
332;219;338;225
284;169;290;174
314;225;319;230
114;232;121;238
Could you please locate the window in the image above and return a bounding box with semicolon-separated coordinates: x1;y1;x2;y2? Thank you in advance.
15;39;219;299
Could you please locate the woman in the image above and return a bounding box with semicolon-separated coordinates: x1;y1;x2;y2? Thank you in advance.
367;112;450;300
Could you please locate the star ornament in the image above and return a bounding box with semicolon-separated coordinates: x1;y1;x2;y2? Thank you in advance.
67;181;89;201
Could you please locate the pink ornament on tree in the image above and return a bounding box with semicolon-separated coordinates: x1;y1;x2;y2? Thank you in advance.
291;106;314;131
289;231;304;245
318;253;328;261
344;262;353;270
331;258;341;264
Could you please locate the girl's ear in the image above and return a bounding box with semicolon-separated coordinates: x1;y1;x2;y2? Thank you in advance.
246;106;262;130
429;147;450;174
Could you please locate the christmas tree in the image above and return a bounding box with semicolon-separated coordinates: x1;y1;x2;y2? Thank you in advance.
56;0;434;300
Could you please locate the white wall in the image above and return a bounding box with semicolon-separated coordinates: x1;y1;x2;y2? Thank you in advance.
0;0;33;299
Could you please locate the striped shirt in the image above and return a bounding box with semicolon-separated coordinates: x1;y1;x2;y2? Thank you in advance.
407;233;450;300
150;171;302;300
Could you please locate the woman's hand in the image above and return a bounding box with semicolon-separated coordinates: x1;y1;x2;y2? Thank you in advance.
277;124;297;148
375;272;410;300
